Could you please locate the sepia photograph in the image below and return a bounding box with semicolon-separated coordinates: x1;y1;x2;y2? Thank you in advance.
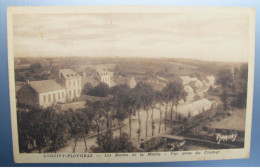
7;6;255;163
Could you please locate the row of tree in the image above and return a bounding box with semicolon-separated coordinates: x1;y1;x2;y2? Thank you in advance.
17;79;187;153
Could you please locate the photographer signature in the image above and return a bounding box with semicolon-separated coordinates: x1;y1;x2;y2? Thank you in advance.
216;133;238;144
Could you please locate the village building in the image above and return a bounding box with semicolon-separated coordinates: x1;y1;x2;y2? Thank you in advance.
181;76;203;88
96;68;115;87
58;69;82;101
177;98;217;118
17;69;82;108
17;80;66;108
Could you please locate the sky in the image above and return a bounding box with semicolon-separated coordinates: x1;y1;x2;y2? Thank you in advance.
13;12;250;62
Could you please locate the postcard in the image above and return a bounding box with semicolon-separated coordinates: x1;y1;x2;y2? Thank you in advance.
7;6;255;163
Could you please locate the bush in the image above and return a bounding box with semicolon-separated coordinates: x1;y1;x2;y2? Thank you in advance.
87;83;110;97
92;130;136;153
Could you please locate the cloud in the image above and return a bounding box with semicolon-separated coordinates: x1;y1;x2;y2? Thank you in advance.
12;13;250;62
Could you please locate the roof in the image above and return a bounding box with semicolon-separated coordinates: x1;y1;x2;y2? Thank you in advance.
15;82;25;92
178;98;212;116
29;80;65;93
59;69;80;79
96;68;113;77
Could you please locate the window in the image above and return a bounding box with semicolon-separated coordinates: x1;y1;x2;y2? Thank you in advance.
58;93;60;100
69;81;71;87
53;93;56;101
74;89;76;97
48;94;51;102
43;95;46;102
62;92;64;98
78;80;80;85
74;81;76;87
70;90;71;97
78;89;80;94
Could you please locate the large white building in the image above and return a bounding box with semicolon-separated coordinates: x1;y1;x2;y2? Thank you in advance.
96;68;114;87
58;69;82;101
17;69;82;108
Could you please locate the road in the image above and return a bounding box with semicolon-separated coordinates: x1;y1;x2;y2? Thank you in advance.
56;106;172;153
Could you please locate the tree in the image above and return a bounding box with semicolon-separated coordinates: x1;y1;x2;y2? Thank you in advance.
113;104;127;139
221;89;229;111
216;67;233;113
17;106;71;153
18;107;47;153
82;83;93;95
110;85;134;139
88;83;110;97
76;108;94;152
150;91;158;136
173;82;187;122
95;129;114;152
161;85;171;130
64;109;85;153
29;62;42;73
103;99;115;128
154;91;164;134
88;100;106;147
143;86;154;139
216;68;233;88
234;64;248;108
93;130;136;153
30;108;47;153
125;90;137;139
132;82;153;141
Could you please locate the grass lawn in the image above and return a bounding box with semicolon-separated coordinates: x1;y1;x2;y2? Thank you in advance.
207;108;246;131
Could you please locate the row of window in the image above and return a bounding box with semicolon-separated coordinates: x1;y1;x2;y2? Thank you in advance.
43;91;65;103
102;77;110;83
69;80;81;88
69;89;81;98
42;89;82;104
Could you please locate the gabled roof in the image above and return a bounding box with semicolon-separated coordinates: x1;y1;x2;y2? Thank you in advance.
29;80;65;93
59;69;80;79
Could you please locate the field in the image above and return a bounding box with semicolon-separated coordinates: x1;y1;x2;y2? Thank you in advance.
207;108;246;131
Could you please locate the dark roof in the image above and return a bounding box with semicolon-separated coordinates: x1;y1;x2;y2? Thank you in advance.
29;80;65;93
